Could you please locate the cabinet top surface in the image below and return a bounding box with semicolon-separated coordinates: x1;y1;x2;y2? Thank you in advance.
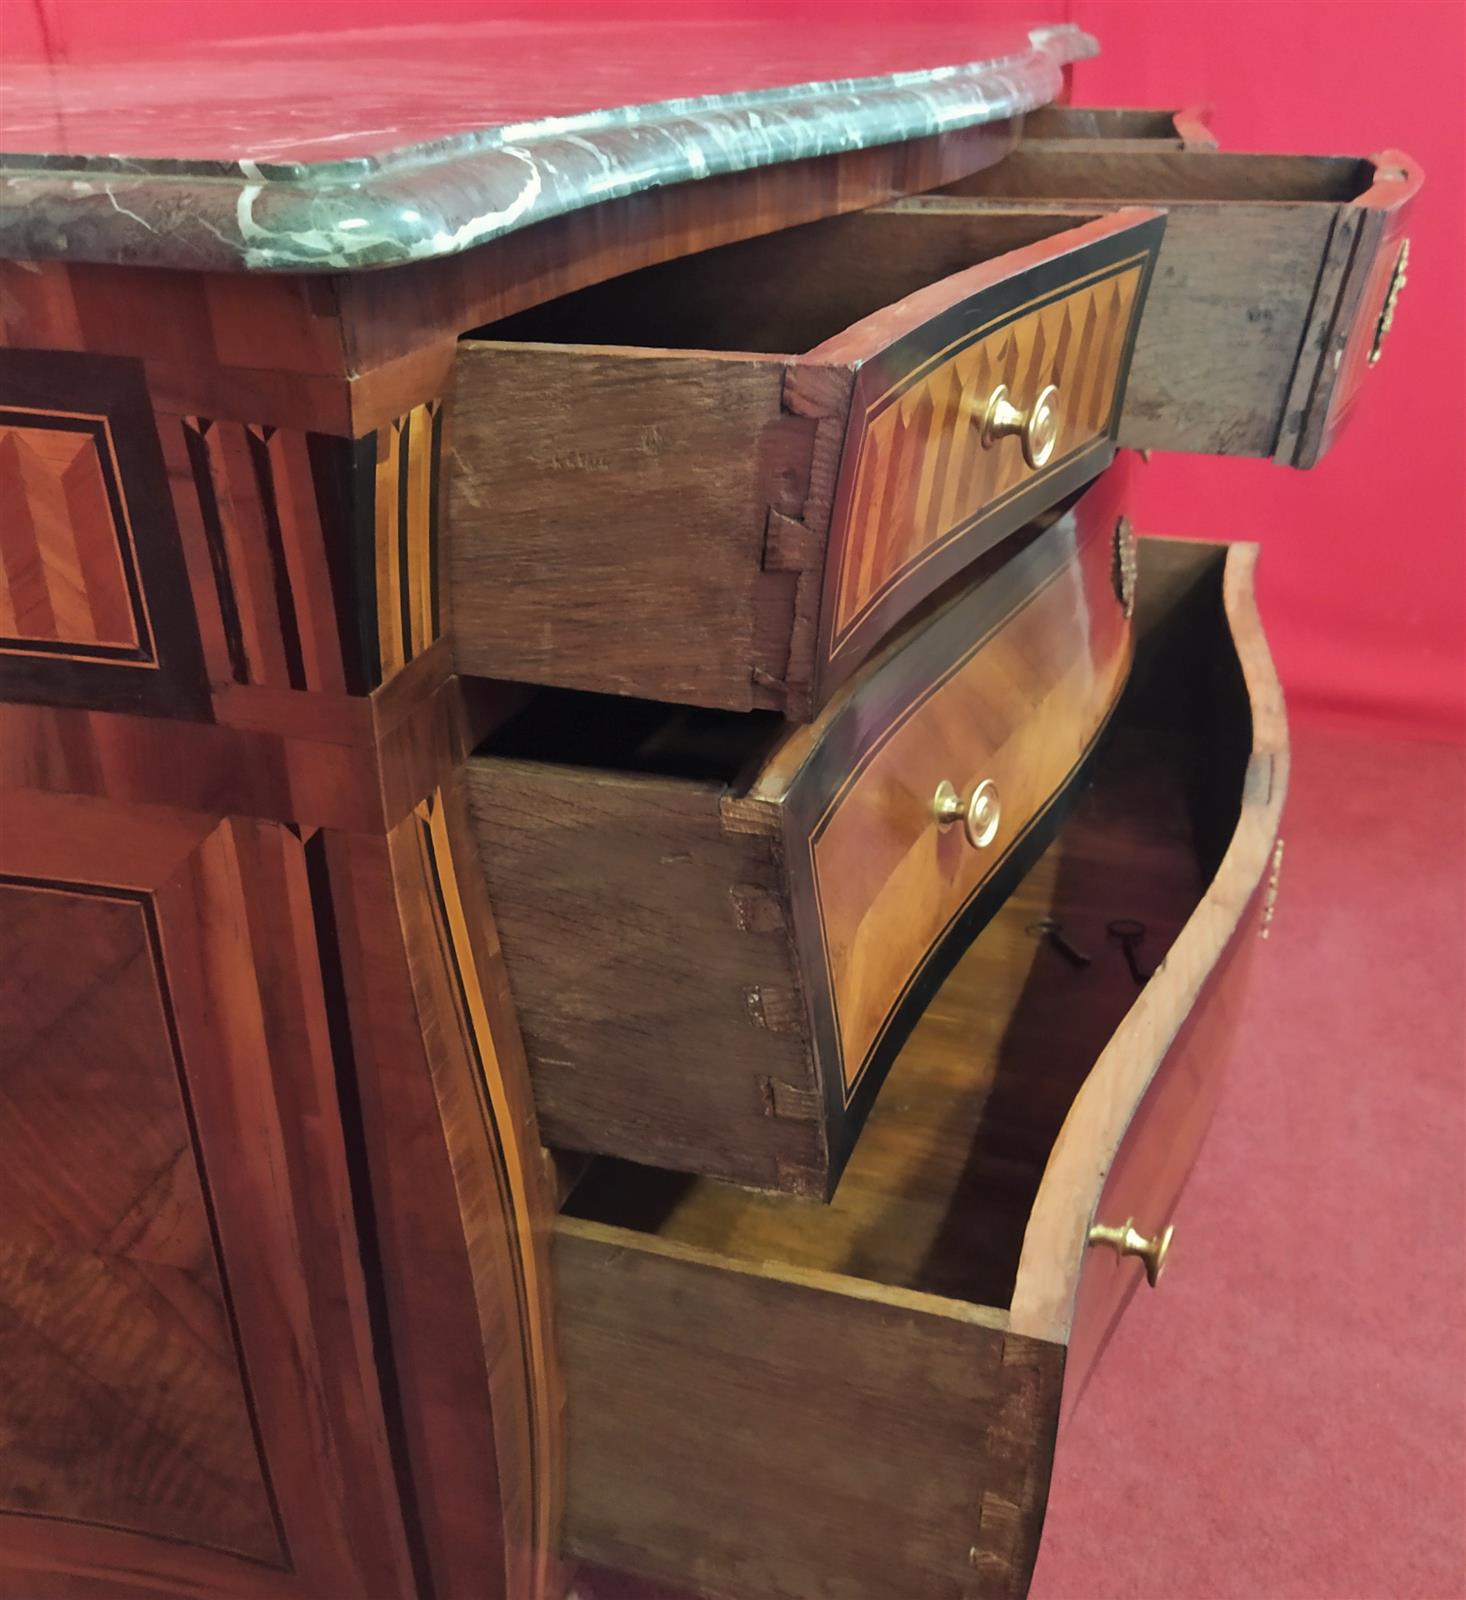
0;16;1090;273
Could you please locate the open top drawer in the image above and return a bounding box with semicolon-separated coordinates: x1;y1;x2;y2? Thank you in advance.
449;205;1163;717
1019;104;1217;149
554;536;1288;1600
917;146;1419;466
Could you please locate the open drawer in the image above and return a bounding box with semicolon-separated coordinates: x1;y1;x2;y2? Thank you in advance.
553;536;1288;1600
449;205;1163;717
468;466;1133;1198
918;145;1419;465
1019;104;1217;149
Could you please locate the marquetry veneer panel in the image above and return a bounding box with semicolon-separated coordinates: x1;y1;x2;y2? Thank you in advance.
825;260;1141;667
0;795;418;1597
0;881;282;1564
0;351;207;718
0;416;147;657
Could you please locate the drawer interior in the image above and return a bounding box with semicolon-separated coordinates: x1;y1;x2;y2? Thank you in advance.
563;540;1249;1314
1020;105;1192;140
472;507;1065;783
463;204;1104;355
939;147;1374;204
479;682;782;784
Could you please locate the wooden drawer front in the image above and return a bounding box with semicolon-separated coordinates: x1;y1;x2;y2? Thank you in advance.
925;147;1421;466
817;237;1152;695
1011;538;1289;1398
556;538;1287;1600
469;465;1133;1197
781;465;1131;1142
450;206;1162;719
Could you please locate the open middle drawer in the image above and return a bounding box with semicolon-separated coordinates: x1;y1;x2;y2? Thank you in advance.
451;204;1163;718
468;467;1133;1198
555;534;1289;1600
920;143;1420;465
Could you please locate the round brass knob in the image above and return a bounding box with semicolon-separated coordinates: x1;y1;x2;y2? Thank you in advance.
981;382;1061;469
1087;1217;1174;1288
933;778;1001;849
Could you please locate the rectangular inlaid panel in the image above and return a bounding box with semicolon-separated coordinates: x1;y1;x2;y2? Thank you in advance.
0;412;151;660
0;880;284;1565
0;350;208;717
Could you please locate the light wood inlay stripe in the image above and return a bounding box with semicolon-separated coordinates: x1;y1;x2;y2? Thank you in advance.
373;401;442;679
413;792;557;1600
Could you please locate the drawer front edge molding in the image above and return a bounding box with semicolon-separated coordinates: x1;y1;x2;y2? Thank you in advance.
1009;537;1289;1365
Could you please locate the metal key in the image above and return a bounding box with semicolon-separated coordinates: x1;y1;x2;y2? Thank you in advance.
1026;916;1092;969
1107;918;1150;985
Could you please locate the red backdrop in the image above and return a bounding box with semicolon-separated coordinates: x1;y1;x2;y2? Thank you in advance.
1069;0;1465;745
7;0;1463;740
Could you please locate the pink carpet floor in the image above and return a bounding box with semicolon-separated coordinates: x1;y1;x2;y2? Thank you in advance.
576;718;1466;1600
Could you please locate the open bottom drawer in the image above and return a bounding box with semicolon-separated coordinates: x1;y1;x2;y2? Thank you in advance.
554;537;1288;1600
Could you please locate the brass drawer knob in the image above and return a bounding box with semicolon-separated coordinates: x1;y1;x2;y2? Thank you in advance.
981;381;1061;469
933;778;1001;848
1087;1217;1174;1287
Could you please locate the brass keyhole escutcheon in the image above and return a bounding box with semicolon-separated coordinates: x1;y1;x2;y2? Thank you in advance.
980;382;1061;469
1087;1217;1174;1287
933;778;1002;849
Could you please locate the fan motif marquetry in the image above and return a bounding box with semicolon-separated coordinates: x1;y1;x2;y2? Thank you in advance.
830;264;1143;656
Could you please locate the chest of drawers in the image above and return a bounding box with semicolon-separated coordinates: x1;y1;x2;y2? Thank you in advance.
0;18;1418;1600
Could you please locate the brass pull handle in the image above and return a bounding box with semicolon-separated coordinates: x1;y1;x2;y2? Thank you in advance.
981;382;1061;469
933;778;1001;849
1087;1217;1174;1287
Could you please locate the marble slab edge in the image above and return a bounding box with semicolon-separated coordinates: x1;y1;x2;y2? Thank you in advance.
0;26;1095;275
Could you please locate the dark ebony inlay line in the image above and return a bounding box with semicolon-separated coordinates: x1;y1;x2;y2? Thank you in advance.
247;426;307;691
307;430;379;693
303;833;438;1600
183;419;251;684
